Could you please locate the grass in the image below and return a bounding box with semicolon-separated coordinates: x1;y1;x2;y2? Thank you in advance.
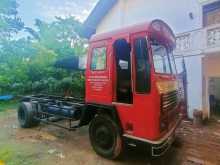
0;100;18;112
0;100;52;165
0;142;42;165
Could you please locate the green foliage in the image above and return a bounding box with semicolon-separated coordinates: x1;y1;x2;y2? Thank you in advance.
0;100;18;111
0;1;87;97
0;142;42;165
33;17;86;58
0;0;24;41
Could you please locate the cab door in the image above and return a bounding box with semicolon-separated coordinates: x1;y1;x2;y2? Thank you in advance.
117;32;158;139
130;32;157;138
85;40;113;104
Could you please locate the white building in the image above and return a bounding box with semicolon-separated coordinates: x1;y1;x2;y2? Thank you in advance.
84;0;220;119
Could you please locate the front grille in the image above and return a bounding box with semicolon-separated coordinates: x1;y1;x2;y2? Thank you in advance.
160;90;179;132
161;90;178;114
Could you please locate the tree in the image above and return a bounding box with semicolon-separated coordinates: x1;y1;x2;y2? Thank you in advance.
0;1;87;97
33;17;87;58
0;0;24;41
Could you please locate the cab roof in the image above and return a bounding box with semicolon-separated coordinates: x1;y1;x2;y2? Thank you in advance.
90;19;176;49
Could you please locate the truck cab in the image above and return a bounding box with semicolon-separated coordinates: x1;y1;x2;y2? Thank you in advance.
86;20;182;157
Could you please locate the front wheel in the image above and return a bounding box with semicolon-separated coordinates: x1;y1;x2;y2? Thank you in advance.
89;114;123;159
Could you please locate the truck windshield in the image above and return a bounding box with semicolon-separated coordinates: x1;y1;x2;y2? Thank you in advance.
169;51;177;74
152;44;173;74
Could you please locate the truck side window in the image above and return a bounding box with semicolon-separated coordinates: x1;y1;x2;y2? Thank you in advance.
90;47;107;71
134;38;150;93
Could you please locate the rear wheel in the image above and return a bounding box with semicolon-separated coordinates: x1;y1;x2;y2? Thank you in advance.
18;102;40;128
89;114;123;159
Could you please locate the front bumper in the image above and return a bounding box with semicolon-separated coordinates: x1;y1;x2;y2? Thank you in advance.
123;114;182;157
151;132;175;156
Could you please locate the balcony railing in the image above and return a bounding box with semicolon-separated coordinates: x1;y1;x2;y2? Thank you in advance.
174;24;220;56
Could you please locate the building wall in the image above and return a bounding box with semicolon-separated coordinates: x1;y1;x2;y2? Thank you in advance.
174;55;203;118
96;1;123;34
96;0;202;34
186;56;203;118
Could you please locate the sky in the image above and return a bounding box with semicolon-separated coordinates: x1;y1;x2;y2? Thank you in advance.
17;0;99;28
16;0;202;34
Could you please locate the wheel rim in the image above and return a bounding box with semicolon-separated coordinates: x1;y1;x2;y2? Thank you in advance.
94;125;114;150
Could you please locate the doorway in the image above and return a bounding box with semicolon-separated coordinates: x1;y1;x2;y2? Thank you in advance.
202;54;220;119
113;39;133;104
209;77;220;118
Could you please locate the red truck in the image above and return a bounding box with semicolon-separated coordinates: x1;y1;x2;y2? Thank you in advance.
17;19;183;159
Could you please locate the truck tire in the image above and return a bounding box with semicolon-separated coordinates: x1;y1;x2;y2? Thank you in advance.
89;114;123;159
17;102;40;128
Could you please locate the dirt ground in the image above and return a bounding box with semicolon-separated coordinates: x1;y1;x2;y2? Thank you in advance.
0;109;220;165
